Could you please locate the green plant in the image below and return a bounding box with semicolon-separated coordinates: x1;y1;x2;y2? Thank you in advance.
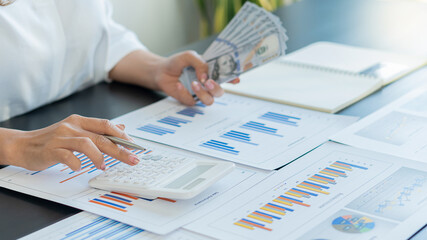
195;0;285;38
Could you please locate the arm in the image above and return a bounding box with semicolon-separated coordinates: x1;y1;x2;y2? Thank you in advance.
109;49;239;106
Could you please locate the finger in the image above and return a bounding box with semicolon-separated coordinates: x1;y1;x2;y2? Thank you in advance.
229;77;240;84
60;137;106;170
55;149;82;171
114;124;136;147
204;79;224;98
192;81;214;106
176;51;208;82
173;82;196;106
85;132;139;166
116;124;125;130
71;115;132;142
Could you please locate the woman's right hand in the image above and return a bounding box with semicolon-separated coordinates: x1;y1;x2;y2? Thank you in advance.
1;114;140;171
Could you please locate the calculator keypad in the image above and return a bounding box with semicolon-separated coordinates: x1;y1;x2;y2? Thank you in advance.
95;154;191;187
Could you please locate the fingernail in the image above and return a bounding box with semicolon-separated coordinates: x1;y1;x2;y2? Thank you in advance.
176;82;183;90
206;81;214;90
129;155;140;165
200;73;208;83
124;133;133;142
192;81;200;91
100;163;106;171
118;124;125;129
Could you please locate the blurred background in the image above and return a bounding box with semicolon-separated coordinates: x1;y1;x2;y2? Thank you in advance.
110;0;292;55
110;0;426;55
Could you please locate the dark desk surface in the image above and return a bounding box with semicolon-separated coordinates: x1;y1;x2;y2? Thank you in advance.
1;0;427;239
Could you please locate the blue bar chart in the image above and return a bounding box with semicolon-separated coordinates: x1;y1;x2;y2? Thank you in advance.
259;112;301;126
157;116;191;127
195;102;207;108
220;130;258;146
30;149;145;184
240;121;283;137
200;140;239;155
177;107;204;117
125;93;356;170
137;124;176;136
60;215;145;240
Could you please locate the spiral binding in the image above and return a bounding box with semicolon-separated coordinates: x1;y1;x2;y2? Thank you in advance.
276;60;379;80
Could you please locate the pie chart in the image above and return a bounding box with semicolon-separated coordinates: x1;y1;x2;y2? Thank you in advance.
332;215;375;233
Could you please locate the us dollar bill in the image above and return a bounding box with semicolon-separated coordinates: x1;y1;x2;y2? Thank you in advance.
180;33;285;94
179;2;288;96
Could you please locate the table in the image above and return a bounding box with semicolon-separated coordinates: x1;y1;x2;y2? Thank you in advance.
1;0;427;238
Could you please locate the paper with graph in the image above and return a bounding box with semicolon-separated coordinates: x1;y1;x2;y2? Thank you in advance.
0;138;270;234
20;211;212;240
184;142;427;240
114;94;356;170
332;87;427;162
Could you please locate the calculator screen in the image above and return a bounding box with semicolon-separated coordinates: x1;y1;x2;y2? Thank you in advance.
165;165;213;189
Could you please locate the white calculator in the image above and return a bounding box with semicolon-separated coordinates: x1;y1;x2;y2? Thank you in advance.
89;152;234;199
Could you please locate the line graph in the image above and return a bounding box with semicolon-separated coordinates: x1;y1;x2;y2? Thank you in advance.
356;111;427;146
347;167;427;221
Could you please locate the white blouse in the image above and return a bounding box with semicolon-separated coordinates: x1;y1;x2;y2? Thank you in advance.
0;0;145;122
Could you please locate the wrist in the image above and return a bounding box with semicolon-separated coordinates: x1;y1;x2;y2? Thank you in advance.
149;55;168;91
109;49;167;90
0;128;25;166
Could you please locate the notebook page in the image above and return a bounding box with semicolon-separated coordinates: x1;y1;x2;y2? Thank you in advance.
223;61;383;113
283;42;426;84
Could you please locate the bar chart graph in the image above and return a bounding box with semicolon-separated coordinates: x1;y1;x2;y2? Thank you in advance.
124;94;355;170
90;192;138;213
56;149;145;184
195;102;206;108
259;112;301;126
195;101;227;107
137;124;176;136
90;191;177;213
200;140;239;155
220;130;258;146
20;211;211;240
177;107;204;117
240;121;283;137
157;116;191;127
50;214;146;240
233;160;369;232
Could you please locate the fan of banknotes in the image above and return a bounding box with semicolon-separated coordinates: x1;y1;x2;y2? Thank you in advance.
179;2;288;94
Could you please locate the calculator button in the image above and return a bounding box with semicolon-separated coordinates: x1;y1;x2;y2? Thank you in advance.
150;155;163;161
140;155;152;160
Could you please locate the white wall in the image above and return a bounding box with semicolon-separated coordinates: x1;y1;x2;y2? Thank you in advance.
110;0;200;56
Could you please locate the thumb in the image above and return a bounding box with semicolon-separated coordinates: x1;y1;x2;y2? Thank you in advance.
175;51;208;82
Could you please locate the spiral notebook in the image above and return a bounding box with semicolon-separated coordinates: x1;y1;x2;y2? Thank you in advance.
223;42;427;113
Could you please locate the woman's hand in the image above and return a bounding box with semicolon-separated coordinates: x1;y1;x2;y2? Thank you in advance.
109;50;239;106
0;115;139;172
154;51;239;106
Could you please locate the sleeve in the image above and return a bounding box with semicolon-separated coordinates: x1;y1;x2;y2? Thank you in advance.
104;0;147;73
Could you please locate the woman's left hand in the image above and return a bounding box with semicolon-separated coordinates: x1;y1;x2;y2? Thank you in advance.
154;51;239;106
109;49;239;106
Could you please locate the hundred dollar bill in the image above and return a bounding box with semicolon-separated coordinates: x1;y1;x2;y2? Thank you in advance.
179;2;288;95
180;33;285;95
